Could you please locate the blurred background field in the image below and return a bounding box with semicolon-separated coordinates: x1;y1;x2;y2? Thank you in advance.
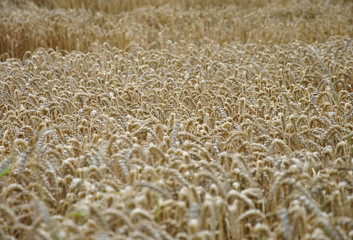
1;0;352;60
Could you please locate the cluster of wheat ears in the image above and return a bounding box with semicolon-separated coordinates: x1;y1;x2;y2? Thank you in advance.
1;0;353;239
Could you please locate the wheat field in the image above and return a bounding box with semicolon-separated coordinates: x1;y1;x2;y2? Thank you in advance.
1;0;353;239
